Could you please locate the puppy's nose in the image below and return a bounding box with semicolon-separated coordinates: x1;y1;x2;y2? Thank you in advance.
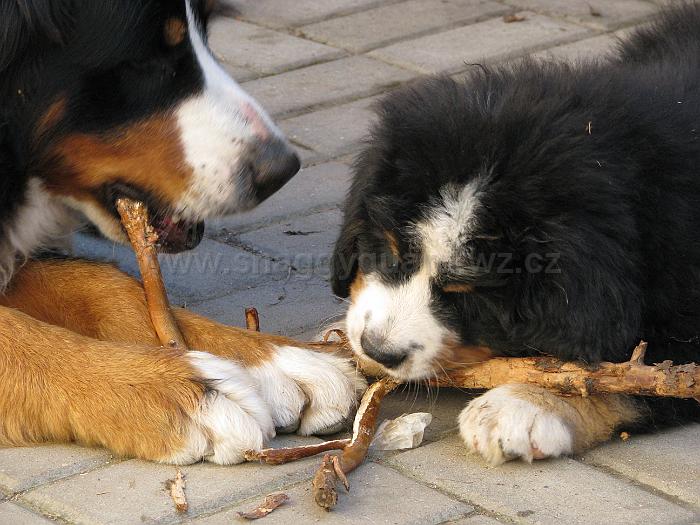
251;138;300;202
360;331;408;369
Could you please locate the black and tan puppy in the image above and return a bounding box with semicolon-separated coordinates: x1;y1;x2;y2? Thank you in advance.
331;3;700;464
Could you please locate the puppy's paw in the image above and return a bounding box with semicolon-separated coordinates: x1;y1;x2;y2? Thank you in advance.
167;351;275;465
249;346;367;436
458;384;574;465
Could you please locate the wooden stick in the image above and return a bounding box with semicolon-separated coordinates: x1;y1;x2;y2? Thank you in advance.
237;493;289;520
243;439;351;465
116;198;187;350
310;339;699;400
433;341;699;399
312;378;398;510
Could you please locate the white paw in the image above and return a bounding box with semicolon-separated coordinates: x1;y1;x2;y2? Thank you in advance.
250;345;367;436
458;384;574;465
167;351;275;465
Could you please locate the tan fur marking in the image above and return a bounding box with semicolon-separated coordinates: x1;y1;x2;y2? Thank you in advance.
442;283;474;294
0;260;312;367
164;18;187;46
0;305;202;460
42;113;191;208
505;384;642;452
439;341;493;370
349;271;366;300
35;97;67;137
384;230;400;258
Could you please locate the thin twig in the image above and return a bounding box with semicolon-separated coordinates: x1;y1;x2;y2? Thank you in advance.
116;198;187;349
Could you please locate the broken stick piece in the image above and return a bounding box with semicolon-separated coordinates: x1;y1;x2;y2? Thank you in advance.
116;198;187;349
312;378;399;510
165;469;188;513
244;439;350;465
237;493;289;520
245;307;261;331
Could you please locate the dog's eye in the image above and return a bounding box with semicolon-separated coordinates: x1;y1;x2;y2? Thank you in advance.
442;283;474;294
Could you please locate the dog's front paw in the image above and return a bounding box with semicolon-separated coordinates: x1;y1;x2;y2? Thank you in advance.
250;346;367;436
168;351;275;465
458;384;574;465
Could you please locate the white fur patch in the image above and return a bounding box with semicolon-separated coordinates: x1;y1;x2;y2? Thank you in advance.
458;384;574;465
166;351;275;465
0;178;77;290
173;1;283;221
250;345;367;436
417;182;481;274
346;181;481;380
346;271;450;380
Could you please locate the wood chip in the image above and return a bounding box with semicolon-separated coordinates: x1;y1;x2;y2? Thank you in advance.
245;307;261;331
237;493;289;520
165;469;188;513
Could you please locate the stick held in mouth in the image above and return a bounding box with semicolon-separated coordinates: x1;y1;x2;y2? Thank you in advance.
116;198;187;350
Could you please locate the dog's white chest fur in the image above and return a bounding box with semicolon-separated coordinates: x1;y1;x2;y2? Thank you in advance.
0;178;77;289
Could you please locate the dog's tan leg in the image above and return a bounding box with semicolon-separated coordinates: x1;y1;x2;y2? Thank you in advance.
2;258;365;437
458;384;643;464
0;305;275;464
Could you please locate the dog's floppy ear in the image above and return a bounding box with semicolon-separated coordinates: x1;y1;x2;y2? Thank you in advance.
330;213;364;298
0;0;74;71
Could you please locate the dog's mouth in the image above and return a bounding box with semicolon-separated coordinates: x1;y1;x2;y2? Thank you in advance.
99;183;204;253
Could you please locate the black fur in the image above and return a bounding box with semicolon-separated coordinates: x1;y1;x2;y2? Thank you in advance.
332;3;700;423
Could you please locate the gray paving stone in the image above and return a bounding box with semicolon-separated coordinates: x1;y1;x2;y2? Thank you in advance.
209;18;343;76
242;56;415;118
220;62;257;83
299;0;509;53
279;96;378;163
0;445;114;494
20;436;327;525
378;387;474;444
193;462;472;524
206;162;352;233
369;12;590;74
386;434;698;525
502;0;658;30
222;0;389;28
0;502;53;525
448;516;506;525
582;425;700;507
531;33;619;61
189;274;345;337
72;235;285;306
238;210;342;273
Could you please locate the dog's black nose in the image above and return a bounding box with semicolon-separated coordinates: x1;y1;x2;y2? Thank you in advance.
251;138;300;202
360;331;408;369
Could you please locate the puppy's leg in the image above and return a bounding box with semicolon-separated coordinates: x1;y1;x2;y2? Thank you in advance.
0;305;274;464
458;384;642;465
3;259;366;436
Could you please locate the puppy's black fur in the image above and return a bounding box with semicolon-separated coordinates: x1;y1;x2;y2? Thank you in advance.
332;4;700;423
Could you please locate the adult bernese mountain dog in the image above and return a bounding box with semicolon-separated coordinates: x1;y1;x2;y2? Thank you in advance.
332;3;700;464
0;0;365;464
